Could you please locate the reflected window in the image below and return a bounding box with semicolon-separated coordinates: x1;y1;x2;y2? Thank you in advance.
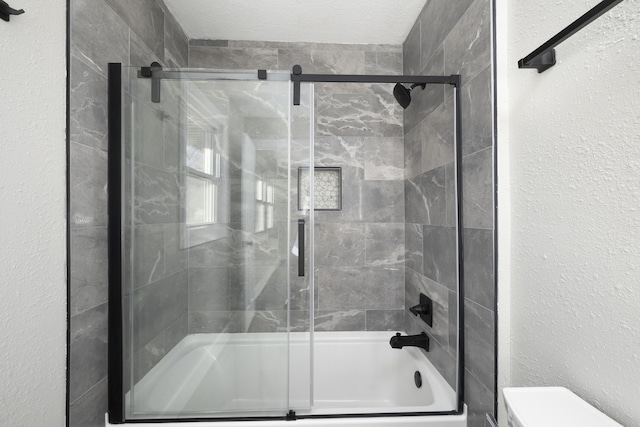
255;179;275;232
186;118;220;226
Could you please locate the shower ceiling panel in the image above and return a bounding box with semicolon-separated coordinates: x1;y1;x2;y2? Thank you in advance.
162;0;428;45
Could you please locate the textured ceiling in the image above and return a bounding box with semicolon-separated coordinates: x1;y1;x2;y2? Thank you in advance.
163;0;427;45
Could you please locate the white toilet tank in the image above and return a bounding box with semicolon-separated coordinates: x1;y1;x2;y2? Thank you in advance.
503;387;623;427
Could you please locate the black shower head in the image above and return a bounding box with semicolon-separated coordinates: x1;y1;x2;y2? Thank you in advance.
393;83;411;109
393;83;426;109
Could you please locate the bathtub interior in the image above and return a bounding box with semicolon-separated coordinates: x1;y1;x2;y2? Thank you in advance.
126;331;456;420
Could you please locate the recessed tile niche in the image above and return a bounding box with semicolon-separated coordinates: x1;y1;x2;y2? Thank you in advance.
298;167;342;211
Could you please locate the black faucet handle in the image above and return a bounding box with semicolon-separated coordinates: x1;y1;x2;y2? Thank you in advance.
410;293;433;327
409;303;430;315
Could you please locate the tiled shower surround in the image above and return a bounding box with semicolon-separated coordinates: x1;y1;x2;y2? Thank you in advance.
186;41;406;334
68;1;495;426
69;0;189;425
402;0;495;426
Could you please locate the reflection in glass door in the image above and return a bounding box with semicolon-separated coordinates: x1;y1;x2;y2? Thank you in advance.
122;69;313;419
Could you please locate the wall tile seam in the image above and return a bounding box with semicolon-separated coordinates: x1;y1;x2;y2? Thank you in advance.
436;72;493;110
402;218;436;226
441;47;488;89
463;292;495;314
69;374;108;407
71;296;110;318
70;138;109;156
462;144;493;162
156;266;190;287
131;270;184;293
449;65;490;93
405;264;455;282
462;225;494;234
70;299;109;323
465;367;494;397
464;297;495;326
420;159;453;177
445;64;492;107
462;225;493;232
406;266;454;294
130;157;183;175
418;42;446;77
404;102;448;135
402;124;419;138
69;221;108;232
189;39;230;47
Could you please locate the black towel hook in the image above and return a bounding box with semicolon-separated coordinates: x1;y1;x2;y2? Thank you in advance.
0;0;25;22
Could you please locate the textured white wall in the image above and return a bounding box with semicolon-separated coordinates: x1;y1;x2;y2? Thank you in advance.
503;0;640;425
0;0;67;425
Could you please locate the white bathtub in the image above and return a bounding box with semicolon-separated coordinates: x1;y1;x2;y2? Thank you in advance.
109;331;466;426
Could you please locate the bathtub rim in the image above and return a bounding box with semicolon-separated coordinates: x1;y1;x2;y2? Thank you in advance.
108;405;467;426
108;409;467;425
121;331;464;424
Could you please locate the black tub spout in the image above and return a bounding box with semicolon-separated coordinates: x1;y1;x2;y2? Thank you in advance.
389;332;429;351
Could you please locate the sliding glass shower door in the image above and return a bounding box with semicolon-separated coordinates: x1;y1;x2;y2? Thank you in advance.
120;67;313;419
110;64;465;424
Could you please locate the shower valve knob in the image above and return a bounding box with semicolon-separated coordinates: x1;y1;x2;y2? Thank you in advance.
409;304;429;315
410;293;433;327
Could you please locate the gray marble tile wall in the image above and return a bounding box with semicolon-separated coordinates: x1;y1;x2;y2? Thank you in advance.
69;0;188;425
188;41;406;333
402;0;495;426
123;78;189;389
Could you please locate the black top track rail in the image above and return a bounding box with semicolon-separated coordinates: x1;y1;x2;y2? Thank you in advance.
290;72;460;85
290;64;460;105
137;62;461;104
518;0;624;73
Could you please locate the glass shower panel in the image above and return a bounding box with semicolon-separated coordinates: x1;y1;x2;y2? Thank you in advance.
403;83;460;413
288;82;314;410
303;80;460;415
123;68;312;419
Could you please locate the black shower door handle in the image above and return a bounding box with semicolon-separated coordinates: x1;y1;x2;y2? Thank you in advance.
298;219;305;277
